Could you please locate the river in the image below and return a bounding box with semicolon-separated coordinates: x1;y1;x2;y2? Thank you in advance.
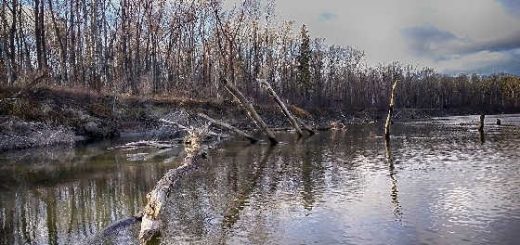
1;114;519;244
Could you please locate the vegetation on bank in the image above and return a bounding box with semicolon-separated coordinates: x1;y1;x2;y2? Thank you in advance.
1;0;519;113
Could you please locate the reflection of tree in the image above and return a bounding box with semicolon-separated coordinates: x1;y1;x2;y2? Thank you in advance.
45;190;58;245
385;139;402;221
479;129;485;144
0;146;171;244
299;134;327;211
301;153;315;210
221;147;274;229
1;192;15;244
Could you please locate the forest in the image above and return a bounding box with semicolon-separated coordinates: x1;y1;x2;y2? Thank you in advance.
1;1;520;245
1;0;519;113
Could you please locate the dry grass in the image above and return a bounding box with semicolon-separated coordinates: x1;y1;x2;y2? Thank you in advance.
289;104;311;118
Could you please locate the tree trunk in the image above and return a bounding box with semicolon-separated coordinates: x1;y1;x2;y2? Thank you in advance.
221;77;278;145
385;80;398;140
197;113;259;143
139;129;210;244
258;79;304;136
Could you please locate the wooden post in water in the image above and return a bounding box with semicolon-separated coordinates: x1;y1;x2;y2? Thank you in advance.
478;114;485;132
384;80;399;140
197;113;259;143
257;79;304;137
479;114;485;144
221;77;278;145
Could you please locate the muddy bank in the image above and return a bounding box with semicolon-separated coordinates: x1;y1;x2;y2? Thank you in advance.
0;86;460;152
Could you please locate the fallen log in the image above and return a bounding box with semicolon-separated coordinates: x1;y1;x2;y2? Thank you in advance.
221;77;278;145
257;79;304;136
159;118;219;137
197;113;259;143
114;140;179;150
139;127;211;244
385;80;399;140
296;117;316;135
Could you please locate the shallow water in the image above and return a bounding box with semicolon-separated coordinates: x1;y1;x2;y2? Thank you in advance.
1;114;520;245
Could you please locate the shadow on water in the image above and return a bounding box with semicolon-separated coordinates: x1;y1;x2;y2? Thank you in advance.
1;114;520;244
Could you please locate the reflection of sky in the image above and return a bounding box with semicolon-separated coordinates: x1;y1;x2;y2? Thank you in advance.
158;115;520;244
225;0;520;74
2;115;520;244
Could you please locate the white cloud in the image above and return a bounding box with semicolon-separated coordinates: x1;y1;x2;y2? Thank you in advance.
224;0;520;74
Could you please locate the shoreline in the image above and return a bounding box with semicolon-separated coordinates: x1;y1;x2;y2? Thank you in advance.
1;86;518;152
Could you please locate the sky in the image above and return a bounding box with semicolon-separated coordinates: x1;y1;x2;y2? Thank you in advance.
227;0;520;75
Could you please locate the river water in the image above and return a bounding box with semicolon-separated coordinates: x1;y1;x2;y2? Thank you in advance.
1;115;519;245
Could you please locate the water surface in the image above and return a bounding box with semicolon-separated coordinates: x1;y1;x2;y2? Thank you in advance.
1;114;519;244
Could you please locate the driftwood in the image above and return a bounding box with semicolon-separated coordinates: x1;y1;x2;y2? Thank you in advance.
257;79;304;136
221;77;278;145
197;113;258;143
139;127;211;244
114;140;179;150
384;80;399;140
159;118;219;137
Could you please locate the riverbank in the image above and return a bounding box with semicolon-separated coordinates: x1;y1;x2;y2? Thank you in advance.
0;85;511;152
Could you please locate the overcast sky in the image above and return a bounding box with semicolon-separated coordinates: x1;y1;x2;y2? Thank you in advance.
228;0;520;75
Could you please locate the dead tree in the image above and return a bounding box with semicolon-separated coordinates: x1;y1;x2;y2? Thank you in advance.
479;114;485;144
197;113;259;143
384;80;398;140
139;127;210;244
478;114;485;132
221;77;278;145
258;79;304;137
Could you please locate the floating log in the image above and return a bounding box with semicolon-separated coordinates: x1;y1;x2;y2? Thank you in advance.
221;77;278;145
139;128;210;244
257;79;304;137
197;113;258;143
384;80;399;140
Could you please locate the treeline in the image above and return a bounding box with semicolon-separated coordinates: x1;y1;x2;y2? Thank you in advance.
1;0;519;112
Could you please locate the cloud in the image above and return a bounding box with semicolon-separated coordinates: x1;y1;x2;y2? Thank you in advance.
402;25;461;59
401;22;520;73
497;0;520;16
436;49;520;74
318;12;337;22
224;0;520;74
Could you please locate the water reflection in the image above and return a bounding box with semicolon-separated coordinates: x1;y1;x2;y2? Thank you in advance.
0;142;182;244
385;139;402;221
1;114;520;245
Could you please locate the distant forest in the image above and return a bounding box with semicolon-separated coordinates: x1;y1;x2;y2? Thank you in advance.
1;0;519;112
